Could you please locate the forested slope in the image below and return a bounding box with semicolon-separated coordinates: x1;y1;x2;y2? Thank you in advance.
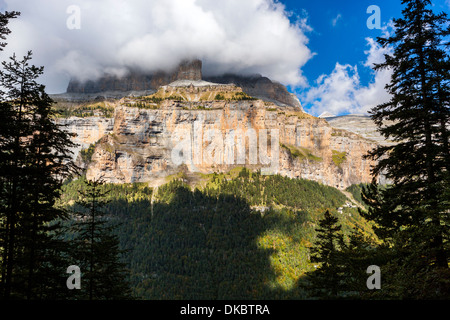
58;169;375;299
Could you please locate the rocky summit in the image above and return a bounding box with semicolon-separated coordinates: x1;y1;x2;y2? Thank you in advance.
64;59;303;111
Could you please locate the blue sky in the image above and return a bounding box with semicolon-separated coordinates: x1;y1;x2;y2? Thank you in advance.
281;0;450;115
283;1;402;85
0;0;449;116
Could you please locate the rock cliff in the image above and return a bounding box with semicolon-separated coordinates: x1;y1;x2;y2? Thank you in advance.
204;74;303;111
56;95;378;189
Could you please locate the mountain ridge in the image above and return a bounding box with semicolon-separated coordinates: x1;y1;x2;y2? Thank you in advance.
64;59;304;111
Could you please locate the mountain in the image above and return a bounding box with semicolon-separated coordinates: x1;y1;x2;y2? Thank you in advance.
203;73;303;112
66;59;203;94
51;59;386;190
318;111;336;119
54;85;380;190
64;59;303;111
52;61;383;300
325;114;395;146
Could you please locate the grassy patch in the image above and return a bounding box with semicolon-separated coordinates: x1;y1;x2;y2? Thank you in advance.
79;142;97;163
53;101;115;118
214;93;225;100
231;91;257;101
332;150;347;167
280;143;322;162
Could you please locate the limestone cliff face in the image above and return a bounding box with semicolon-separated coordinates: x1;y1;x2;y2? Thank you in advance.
57;117;114;160
69;100;378;189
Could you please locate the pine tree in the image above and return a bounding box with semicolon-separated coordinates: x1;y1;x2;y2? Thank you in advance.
69;178;132;300
0;11;19;51
0;11;77;298
362;0;450;298
302;210;346;299
337;227;387;299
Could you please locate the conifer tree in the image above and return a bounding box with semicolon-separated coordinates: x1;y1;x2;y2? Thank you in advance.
302;210;346;299
362;0;450;298
0;11;19;51
69;178;132;300
0;11;77;299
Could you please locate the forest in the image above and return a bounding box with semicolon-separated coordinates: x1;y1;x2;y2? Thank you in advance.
57;171;374;299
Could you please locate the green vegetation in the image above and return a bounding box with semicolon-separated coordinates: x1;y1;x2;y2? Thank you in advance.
0;40;77;299
195;105;207;110
280;143;322;162
54;102;115;118
213;92;257;102
301;210;346;298
80;142;97;164
2;0;448;301
0;14;132;300
214;93;225;100
355;0;450;299
331;150;347;167
67;178;133;300
345;184;367;208
123;94;186;110
301;210;382;299
232;91;257;101
124;101;159;110
139;96;163;103
57;169;373;299
165;94;184;101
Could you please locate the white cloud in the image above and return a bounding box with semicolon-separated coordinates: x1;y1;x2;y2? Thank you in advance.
354;37;392;113
331;13;342;27
1;0;313;93
303;36;393;116
304;63;361;116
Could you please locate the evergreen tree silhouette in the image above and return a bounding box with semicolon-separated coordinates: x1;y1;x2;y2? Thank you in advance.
362;0;450;298
69;178;132;300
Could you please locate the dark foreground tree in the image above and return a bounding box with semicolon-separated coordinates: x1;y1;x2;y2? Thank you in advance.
0;10;77;298
0;11;19;51
362;0;450;298
301;210;346;299
69;178;132;300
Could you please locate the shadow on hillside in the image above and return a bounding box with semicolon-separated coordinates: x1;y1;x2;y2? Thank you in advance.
105;181;309;300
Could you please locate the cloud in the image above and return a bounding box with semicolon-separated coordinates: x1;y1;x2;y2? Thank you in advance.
1;0;313;93
354;37;392;113
331;13;342;27
302;35;393;116
304;63;361;116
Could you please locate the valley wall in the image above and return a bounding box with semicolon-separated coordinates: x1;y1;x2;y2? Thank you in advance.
58;100;379;190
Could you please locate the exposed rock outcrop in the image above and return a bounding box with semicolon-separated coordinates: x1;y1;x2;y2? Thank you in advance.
61;99;378;189
57;116;114;159
325;114;396;146
204;74;303;111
